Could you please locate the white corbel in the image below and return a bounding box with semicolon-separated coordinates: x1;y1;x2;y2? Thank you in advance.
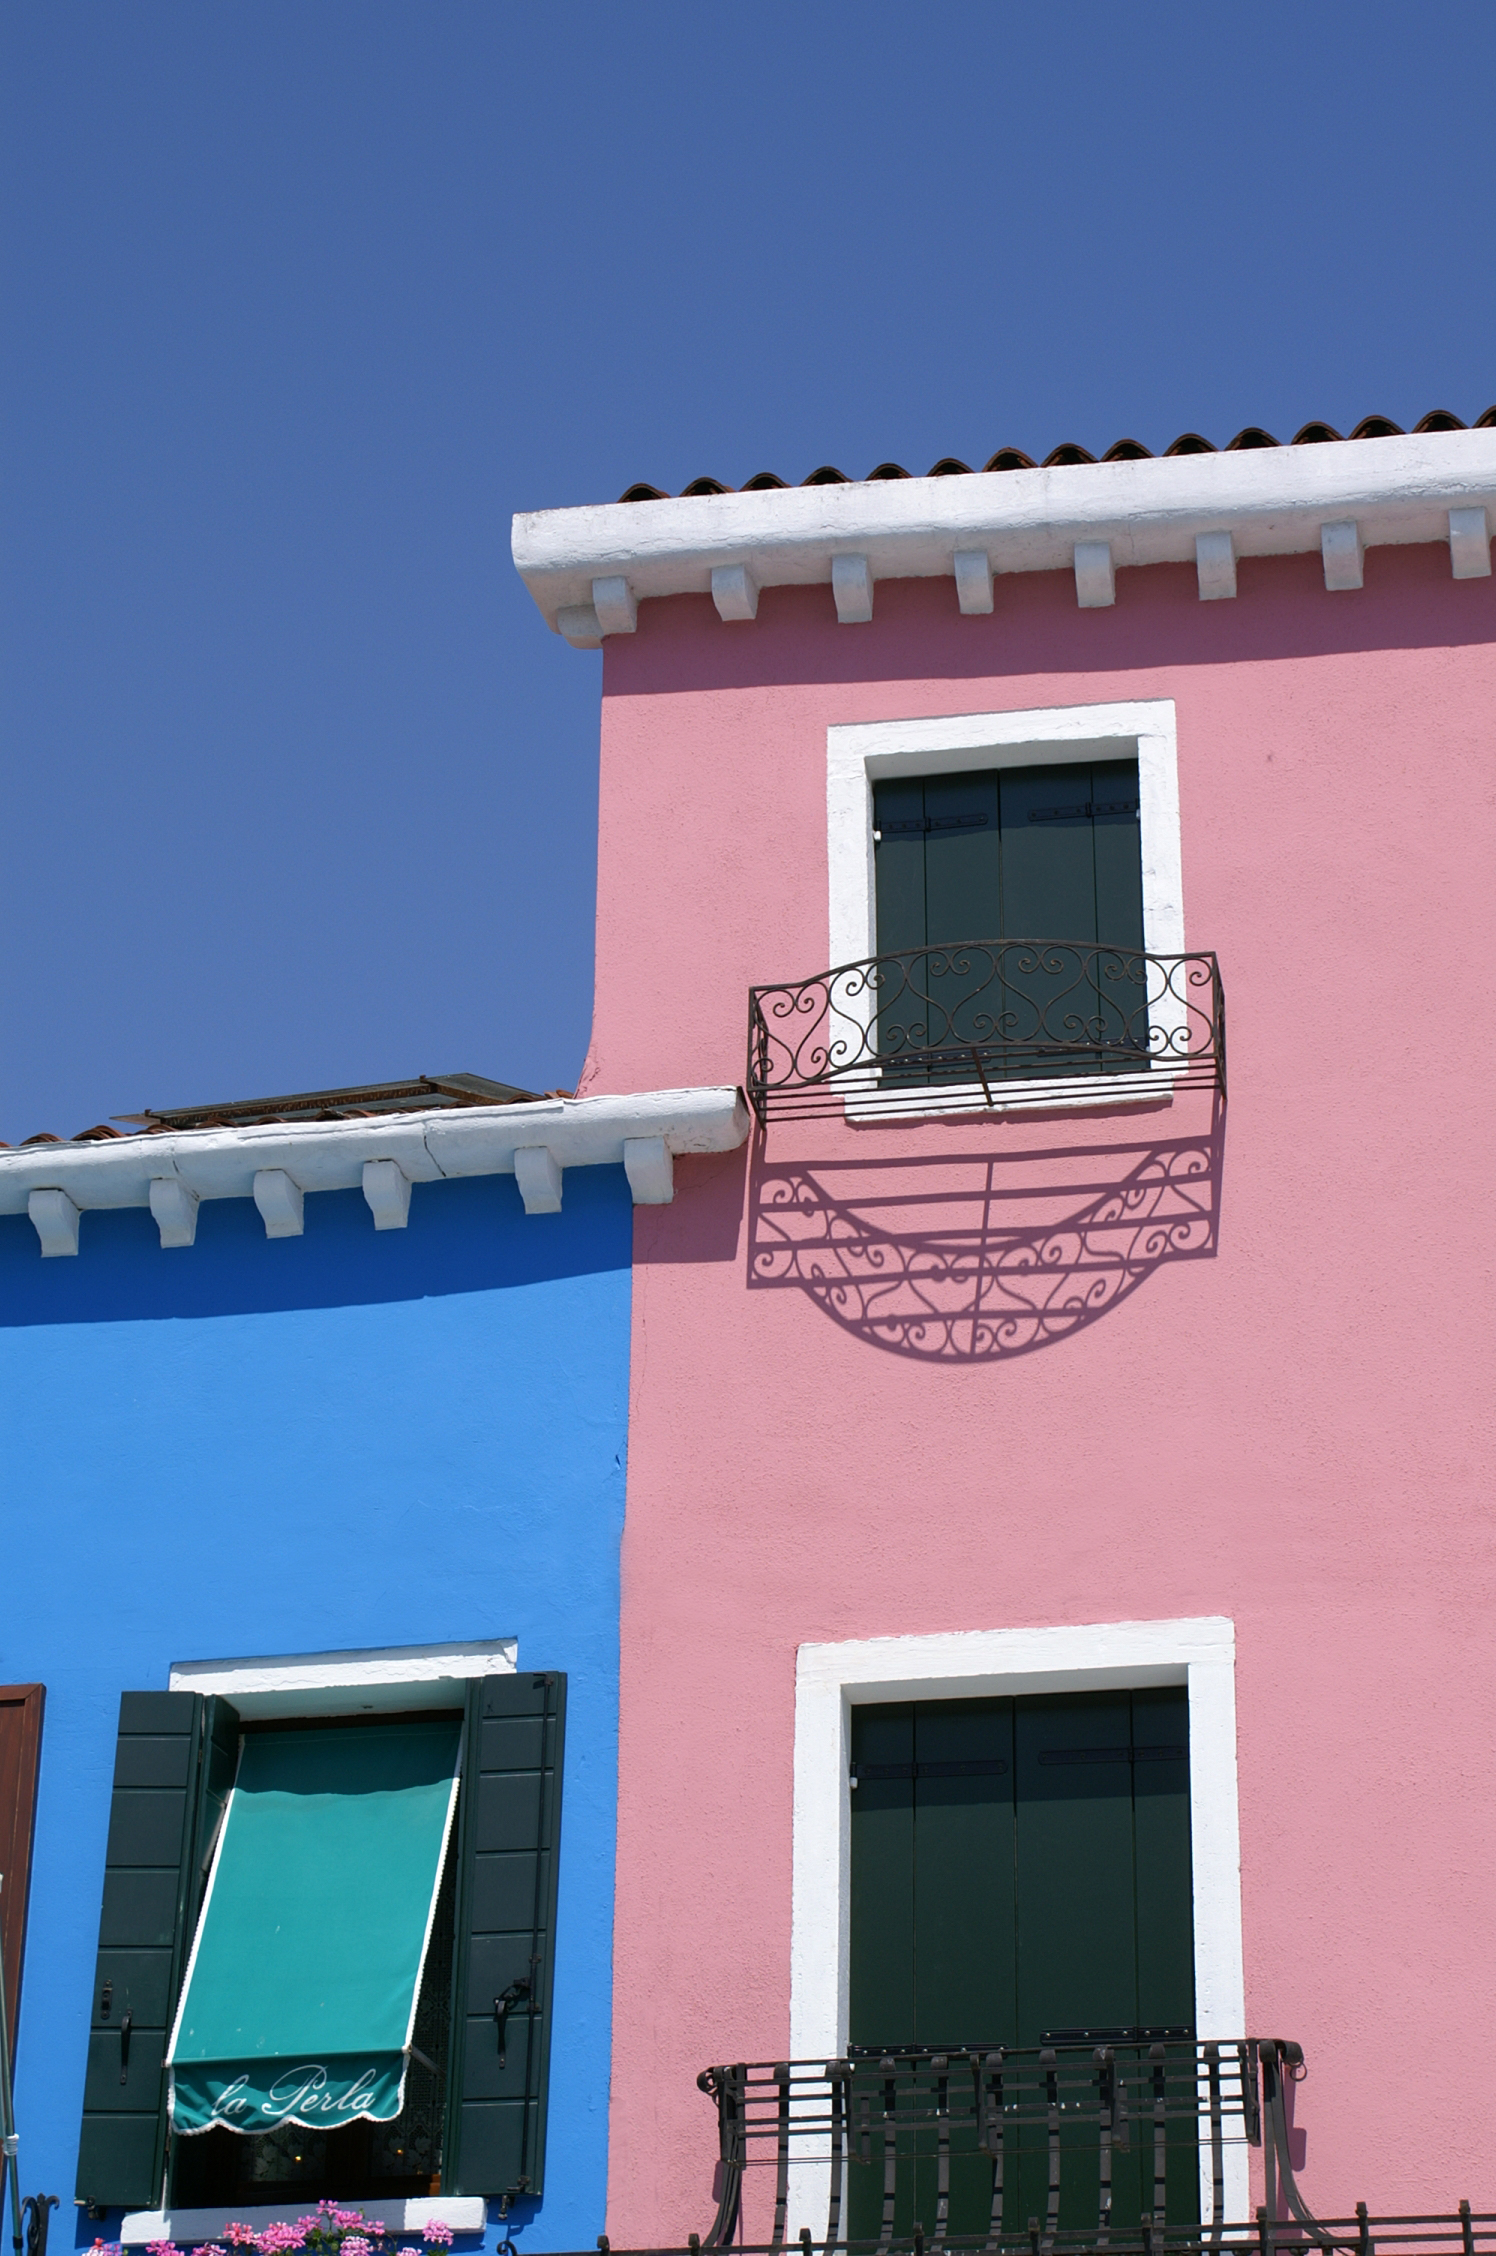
591;576;638;635
28;1187;80;1257
253;1168;304;1238
622;1135;673;1205
952;550;994;615
149;1177;199;1249
1321;521;1364;590
513;1145;563;1215
1449;505;1492;579
832;554;873;623
362;1158;412;1231
556;603;603;648
1195;531;1237;601
1074;541;1115;608
711;564;759;621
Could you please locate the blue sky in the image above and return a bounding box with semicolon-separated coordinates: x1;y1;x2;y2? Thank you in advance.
3;2;1493;1140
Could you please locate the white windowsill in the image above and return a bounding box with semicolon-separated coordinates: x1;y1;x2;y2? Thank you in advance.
119;2197;487;2244
840;1070;1177;1122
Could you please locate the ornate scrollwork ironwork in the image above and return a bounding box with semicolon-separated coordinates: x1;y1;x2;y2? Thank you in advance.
750;1132;1219;1361
747;942;1225;1124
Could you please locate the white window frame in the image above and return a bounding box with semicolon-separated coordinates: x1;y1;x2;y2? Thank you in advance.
825;698;1186;1118
118;1640;518;2243
787;1615;1246;2232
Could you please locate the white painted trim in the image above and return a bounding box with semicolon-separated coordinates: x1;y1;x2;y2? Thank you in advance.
1449;504;1491;578
120;2199;486;2244
0;1085;750;1232
825;699;1185;1121
170;1635;517;1719
27;1186;80;1256
512;428;1496;632
1195;530;1237;601
1320;520;1364;590
788;1616;1245;2235
1074;539;1115;607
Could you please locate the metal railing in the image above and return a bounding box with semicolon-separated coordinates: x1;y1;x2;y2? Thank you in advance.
668;2041;1484;2256
746;944;1225;1125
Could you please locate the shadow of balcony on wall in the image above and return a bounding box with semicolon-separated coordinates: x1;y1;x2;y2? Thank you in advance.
747;1105;1223;1361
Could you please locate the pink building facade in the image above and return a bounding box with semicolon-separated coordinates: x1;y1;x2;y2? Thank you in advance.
514;422;1496;2248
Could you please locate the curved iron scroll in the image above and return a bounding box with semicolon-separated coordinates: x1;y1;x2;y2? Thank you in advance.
747;942;1225;1124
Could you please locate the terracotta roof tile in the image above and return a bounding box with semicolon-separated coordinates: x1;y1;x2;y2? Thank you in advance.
617;405;1496;500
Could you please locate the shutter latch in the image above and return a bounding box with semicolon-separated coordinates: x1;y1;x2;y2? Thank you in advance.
493;1977;532;2066
119;2012;132;2085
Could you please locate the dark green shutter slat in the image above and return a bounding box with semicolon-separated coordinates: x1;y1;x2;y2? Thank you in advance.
872;777;928;959
445;1673;565;2200
921;773;1001;949
75;1692;205;2210
848;1705;915;2050
1013;1691;1138;2041
911;1701;1015;2046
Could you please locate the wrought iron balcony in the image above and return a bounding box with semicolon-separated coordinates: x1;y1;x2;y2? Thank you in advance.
640;2040;1493;2256
746;943;1226;1125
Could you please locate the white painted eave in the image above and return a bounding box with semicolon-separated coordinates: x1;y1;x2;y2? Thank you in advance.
512;429;1496;633
0;1086;749;1229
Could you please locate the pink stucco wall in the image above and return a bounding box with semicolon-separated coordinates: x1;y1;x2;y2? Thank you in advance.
587;547;1496;2235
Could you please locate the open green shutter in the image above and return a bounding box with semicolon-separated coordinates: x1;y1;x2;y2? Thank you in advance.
76;1693;216;2208
444;1673;565;2201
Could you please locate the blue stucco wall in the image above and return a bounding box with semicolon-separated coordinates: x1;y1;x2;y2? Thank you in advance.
0;1167;632;2255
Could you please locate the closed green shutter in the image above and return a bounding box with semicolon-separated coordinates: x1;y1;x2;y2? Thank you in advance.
75;1692;239;2210
849;1688;1194;2239
872;761;1145;1080
444;1673;565;2201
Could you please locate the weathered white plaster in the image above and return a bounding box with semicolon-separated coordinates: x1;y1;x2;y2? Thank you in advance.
557;601;604;648
1074;539;1115;607
253;1167;304;1238
170;1635;517;1718
952;548;994;614
831;553;873;622
622;1133;673;1204
1195;529;1237;600
513;429;1496;634
149;1176;199;1249
27;1186;79;1257
1321;519;1364;590
788;1616;1245;2236
0;1087;750;1239
1449;504;1492;578
513;1144;563;1214
361;1157;411;1230
120;2201;487;2247
712;562;759;620
826;699;1185;1119
592;574;637;634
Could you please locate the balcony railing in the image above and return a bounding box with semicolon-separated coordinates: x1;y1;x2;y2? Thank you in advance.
653;2041;1492;2256
746;944;1226;1125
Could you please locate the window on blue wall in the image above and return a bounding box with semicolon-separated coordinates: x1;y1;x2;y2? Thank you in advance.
75;1676;565;2217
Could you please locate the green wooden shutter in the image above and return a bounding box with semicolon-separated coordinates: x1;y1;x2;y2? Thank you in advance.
76;1693;213;2209
444;1673;565;2201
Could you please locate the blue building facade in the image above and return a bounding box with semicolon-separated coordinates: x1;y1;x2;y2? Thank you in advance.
0;1154;636;2256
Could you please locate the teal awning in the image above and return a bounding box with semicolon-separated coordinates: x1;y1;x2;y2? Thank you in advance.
168;1717;461;2137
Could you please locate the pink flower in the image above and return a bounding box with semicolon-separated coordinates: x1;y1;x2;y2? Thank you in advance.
224;2230;260;2249
331;2215;367;2234
148;2240;177;2255
259;2227;305;2253
421;2227;454;2249
193;2243;227;2256
342;2237;371;2256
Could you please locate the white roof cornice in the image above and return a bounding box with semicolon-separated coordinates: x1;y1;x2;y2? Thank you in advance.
2;1086;749;1252
512;429;1496;641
